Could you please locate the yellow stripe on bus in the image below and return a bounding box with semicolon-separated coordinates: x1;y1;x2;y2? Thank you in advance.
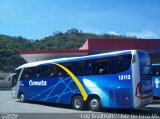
55;63;88;101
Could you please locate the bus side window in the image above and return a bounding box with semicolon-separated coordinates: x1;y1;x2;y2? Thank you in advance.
76;61;86;76
105;58;112;74
116;56;124;73
46;65;57;78
35;66;46;78
64;63;73;75
123;55;132;70
46;65;59;77
35;65;58;78
53;63;70;77
113;54;131;73
86;60;93;75
93;57;112;75
21;68;33;80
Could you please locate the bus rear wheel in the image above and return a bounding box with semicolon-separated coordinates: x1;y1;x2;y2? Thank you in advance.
19;93;25;102
72;95;85;110
88;96;101;111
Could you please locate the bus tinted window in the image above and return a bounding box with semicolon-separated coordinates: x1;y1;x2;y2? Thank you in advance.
45;65;57;78
152;66;160;76
93;57;112;75
21;68;34;79
36;64;68;78
19;55;132;79
76;61;86;76
58;63;73;77
35;66;45;78
57;66;65;77
12;69;21;87
113;54;132;73
86;60;93;75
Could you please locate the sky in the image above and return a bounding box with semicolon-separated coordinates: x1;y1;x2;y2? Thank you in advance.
0;0;160;40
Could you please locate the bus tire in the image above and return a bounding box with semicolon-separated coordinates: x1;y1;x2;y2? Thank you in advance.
19;93;25;103
72;95;85;110
88;96;101;111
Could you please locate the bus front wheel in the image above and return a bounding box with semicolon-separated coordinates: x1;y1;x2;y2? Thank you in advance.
19;93;25;102
72;95;85;110
88;96;101;111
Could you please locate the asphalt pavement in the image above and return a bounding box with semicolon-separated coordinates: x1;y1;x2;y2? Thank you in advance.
0;91;160;119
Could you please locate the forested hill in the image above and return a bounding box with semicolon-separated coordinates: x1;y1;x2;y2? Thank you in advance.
0;28;136;72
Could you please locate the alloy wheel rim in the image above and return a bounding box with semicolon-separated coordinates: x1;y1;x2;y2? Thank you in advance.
75;98;82;108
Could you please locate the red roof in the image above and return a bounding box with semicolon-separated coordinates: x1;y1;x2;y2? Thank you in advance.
20;49;89;54
80;38;160;50
19;38;160;63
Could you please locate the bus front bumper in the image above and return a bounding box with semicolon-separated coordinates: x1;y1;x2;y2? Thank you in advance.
139;97;153;107
11;90;17;99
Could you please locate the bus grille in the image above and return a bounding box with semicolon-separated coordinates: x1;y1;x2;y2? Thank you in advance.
115;88;131;107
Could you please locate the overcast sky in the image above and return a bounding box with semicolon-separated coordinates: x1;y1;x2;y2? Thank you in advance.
0;0;160;39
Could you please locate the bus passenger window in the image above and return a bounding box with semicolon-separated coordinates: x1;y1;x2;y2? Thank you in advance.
49;69;55;77
58;69;66;77
54;64;68;77
76;61;86;76
113;54;132;73
97;63;105;74
35;66;45;78
46;65;56;78
63;63;73;76
117;58;124;72
94;57;112;75
123;55;132;70
21;68;33;79
86;61;93;75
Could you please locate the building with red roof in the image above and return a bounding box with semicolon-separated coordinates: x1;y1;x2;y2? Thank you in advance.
20;38;160;63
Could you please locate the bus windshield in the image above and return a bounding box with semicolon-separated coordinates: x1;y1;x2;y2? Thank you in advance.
152;65;160;76
11;69;21;87
138;51;152;79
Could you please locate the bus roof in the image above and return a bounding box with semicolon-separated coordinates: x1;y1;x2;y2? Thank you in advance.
16;50;139;70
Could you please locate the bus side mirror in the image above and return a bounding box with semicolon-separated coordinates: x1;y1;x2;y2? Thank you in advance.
9;73;16;83
8;75;13;82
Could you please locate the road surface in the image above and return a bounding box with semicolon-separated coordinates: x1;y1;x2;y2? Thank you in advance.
0;91;160;119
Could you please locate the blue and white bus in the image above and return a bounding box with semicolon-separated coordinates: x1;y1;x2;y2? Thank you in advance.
152;63;160;98
11;50;152;111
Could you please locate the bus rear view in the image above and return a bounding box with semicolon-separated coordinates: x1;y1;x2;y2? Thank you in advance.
132;51;152;108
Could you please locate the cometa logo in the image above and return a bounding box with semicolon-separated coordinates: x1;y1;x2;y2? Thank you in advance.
29;80;47;86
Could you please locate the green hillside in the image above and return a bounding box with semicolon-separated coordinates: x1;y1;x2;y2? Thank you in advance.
0;28;136;72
